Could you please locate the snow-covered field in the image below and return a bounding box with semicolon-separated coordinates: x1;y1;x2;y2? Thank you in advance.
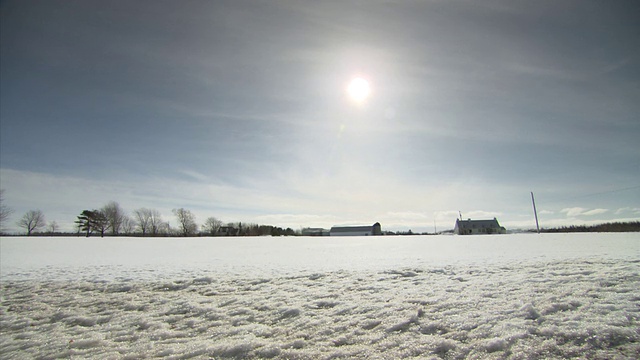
1;234;639;359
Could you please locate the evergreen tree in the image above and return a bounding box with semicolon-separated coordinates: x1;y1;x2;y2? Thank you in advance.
75;210;109;237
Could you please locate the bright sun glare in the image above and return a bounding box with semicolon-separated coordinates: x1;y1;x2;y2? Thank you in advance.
347;77;371;102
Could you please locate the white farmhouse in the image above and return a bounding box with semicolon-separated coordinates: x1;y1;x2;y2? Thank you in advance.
454;218;506;235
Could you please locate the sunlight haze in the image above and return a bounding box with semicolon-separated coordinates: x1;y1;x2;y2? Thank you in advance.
347;77;371;103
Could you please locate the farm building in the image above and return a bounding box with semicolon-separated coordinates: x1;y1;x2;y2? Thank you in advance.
216;226;238;236
330;223;382;236
454;218;506;235
301;228;330;236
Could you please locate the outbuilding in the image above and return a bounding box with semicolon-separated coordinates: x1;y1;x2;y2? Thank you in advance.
301;228;330;236
216;226;238;236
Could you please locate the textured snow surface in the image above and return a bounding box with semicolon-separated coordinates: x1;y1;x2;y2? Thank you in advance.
1;234;639;359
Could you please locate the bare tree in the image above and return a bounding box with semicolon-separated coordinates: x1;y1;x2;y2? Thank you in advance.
158;221;171;236
0;189;13;232
173;208;197;236
133;208;164;236
149;209;163;236
121;216;135;235
46;221;59;234
17;210;46;236
92;210;109;237
133;208;151;236
202;216;223;236
102;201;125;235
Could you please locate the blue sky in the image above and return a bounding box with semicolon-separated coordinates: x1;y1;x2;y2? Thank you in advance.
1;0;639;233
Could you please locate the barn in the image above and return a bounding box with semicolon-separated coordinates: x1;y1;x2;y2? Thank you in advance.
330;223;382;236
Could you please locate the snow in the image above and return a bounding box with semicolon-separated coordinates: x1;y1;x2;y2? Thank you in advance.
1;233;639;359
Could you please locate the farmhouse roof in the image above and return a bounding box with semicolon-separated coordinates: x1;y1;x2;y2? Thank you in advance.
456;218;502;229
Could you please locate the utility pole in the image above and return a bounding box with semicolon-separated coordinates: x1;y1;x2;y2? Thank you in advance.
531;192;540;234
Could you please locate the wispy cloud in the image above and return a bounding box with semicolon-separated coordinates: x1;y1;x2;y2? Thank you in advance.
582;209;609;216
178;169;210;182
615;207;640;215
601;57;632;74
561;207;609;217
561;207;586;217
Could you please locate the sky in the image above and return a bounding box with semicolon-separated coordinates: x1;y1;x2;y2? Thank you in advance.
1;0;639;233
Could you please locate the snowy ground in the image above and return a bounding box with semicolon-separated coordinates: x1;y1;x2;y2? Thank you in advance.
1;234;639;359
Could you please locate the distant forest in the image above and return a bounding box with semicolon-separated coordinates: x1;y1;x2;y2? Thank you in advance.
541;221;640;233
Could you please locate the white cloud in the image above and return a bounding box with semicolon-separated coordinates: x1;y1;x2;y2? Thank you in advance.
560;208;609;217
561;207;587;217
615;207;640;215
582;208;609;216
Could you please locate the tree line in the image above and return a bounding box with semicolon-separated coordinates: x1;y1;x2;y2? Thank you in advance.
0;192;297;237
540;221;640;233
4;189;639;236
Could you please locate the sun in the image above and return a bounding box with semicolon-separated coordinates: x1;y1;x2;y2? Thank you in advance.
347;77;371;102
